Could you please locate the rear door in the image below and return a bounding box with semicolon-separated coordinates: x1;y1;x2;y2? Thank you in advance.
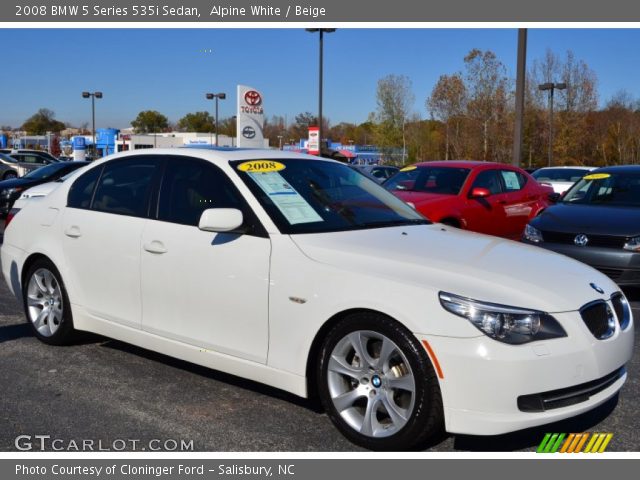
62;156;161;328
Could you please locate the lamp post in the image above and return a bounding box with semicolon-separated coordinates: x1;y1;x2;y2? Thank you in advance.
205;92;226;146
81;91;102;154
538;82;567;167
306;28;335;155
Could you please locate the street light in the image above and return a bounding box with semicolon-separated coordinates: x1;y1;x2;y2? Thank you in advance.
306;28;335;155
82;91;103;154
538;82;567;167
205;92;226;146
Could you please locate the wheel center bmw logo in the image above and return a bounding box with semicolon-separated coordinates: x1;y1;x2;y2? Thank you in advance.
590;283;605;294
371;375;382;388
574;234;589;247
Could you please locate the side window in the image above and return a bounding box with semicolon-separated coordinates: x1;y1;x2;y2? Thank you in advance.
92;158;158;217
158;157;244;226
68;166;102;209
471;170;503;195
500;170;527;192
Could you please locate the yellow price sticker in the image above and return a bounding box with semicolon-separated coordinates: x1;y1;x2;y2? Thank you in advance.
238;160;286;173
400;165;417;172
583;173;610;180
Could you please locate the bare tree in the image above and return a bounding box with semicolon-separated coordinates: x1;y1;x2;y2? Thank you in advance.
427;73;466;160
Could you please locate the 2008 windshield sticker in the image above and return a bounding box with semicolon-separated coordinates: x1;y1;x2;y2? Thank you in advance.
238;160;286;173
241;166;323;225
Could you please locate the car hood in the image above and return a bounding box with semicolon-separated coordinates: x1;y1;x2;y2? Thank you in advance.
533;203;640;237
291;224;617;313
0;177;34;189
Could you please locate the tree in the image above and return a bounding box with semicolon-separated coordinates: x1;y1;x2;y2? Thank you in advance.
463;49;510;161
374;74;415;163
177;111;215;133
427;73;467;160
131;110;169;133
21;108;66;135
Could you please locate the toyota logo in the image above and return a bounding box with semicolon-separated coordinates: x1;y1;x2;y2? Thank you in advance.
242;126;256;139
244;90;262;106
574;234;589;247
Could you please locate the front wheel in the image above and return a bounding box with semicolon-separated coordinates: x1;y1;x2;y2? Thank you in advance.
23;259;76;345
317;312;444;450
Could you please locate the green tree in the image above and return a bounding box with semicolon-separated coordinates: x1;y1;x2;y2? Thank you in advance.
374;74;415;163
131;110;169;134
21;109;66;135
177;111;215;133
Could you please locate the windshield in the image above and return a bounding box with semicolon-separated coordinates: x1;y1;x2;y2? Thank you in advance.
23;162;82;180
232;158;429;234
562;171;640;207
384;166;470;195
533;168;591;183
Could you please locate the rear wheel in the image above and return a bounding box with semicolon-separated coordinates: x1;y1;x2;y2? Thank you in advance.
23;259;76;345
317;312;444;450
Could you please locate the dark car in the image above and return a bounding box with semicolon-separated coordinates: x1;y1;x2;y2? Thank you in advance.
0;161;89;215
523;166;640;285
351;164;399;183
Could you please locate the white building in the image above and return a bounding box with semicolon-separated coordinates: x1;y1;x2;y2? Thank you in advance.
115;132;269;152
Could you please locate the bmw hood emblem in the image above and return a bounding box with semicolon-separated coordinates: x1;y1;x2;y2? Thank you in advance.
590;283;605;294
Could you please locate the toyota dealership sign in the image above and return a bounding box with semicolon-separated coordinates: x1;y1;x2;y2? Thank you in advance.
237;85;265;148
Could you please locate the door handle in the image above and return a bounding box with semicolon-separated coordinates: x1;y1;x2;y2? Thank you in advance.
64;226;82;238
143;240;168;254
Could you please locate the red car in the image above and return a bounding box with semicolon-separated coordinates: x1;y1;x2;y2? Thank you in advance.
384;161;554;240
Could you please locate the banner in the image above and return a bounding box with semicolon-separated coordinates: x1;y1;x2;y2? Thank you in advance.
237;85;265;148
308;126;320;155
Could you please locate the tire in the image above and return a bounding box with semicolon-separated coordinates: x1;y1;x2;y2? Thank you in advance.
317;312;444;450
3;171;18;180
22;258;76;345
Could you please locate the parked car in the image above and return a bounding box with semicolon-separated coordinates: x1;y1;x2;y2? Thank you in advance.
1;149;633;450
384;161;554;240
0;153;21;180
532;166;596;194
524;166;640;286
352;164;399;183
0;161;89;216
0;148;59;163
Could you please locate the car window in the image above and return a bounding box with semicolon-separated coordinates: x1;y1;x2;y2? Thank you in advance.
499;170;527;192
563;171;640;206
533;168;590;182
471;170;503;195
91;158;159;217
158;157;244;226
68;166;103;209
385;167;470;194
15;154;44;164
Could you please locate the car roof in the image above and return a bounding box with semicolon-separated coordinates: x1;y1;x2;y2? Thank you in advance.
413;160;514;169
594;165;640;174
89;147;331;168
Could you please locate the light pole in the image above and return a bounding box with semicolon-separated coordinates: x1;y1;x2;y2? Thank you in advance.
538;82;567;167
306;28;335;155
205;92;226;146
82;91;102;154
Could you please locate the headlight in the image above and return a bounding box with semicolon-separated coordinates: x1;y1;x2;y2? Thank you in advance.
524;224;544;243
439;292;567;344
623;236;640;252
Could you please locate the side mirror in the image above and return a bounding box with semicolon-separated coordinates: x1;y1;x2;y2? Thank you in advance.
548;192;561;203
198;208;244;233
470;187;491;198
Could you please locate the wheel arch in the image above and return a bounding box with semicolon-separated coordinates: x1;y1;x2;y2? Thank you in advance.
21;252;54;290
305;307;409;401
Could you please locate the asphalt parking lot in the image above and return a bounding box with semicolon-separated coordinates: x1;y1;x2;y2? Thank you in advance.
0;228;638;451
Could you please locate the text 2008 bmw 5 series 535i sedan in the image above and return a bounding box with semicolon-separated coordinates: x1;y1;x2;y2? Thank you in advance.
1;148;634;450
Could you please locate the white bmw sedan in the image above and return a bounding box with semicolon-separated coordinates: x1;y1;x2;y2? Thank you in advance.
1;149;634;450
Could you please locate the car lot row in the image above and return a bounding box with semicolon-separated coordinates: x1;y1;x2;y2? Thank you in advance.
0;148;635;450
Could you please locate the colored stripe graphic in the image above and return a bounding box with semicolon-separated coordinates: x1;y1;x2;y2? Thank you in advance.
538;433;614;453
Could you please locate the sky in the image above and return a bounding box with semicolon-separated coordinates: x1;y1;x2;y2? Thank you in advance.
3;28;640;130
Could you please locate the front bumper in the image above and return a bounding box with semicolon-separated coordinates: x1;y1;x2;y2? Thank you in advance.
525;241;640;286
417;307;634;435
